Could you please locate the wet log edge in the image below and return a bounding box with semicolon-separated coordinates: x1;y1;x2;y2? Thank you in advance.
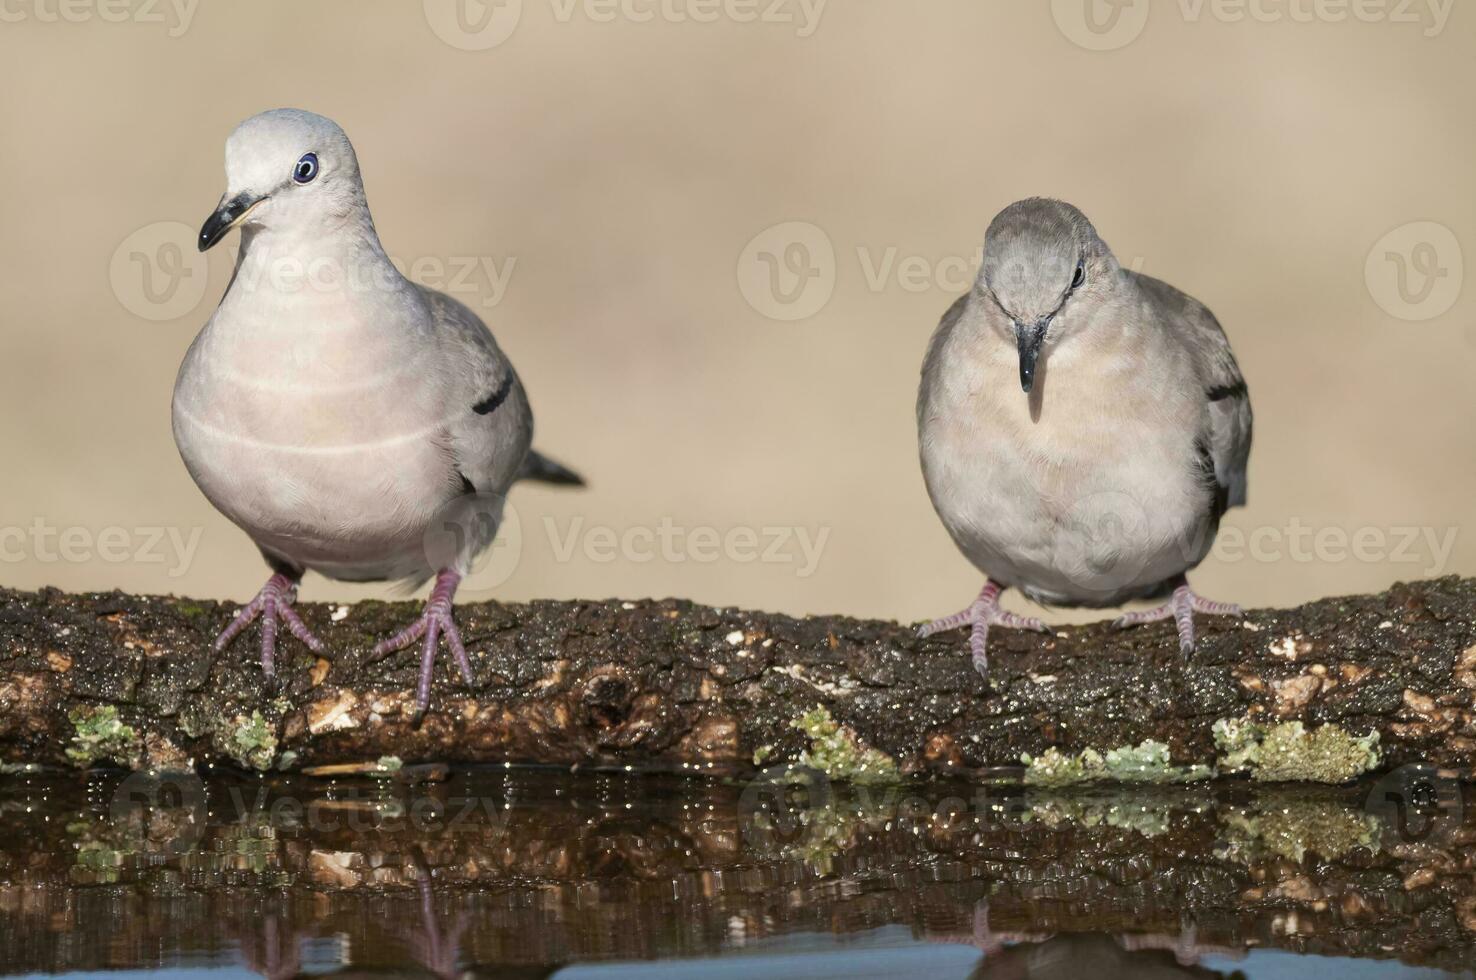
0;577;1474;777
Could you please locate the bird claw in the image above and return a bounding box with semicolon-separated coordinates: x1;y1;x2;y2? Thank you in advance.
1113;583;1242;655
373;571;474;717
212;573;325;678
918;580;1051;679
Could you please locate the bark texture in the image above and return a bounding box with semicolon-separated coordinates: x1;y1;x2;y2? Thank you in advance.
1;577;1474;778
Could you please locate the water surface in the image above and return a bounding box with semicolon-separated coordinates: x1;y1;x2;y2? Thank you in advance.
1;767;1471;977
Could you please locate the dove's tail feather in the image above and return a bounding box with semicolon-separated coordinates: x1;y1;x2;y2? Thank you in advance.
518;450;586;487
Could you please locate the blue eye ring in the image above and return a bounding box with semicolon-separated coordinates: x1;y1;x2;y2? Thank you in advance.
293;152;319;184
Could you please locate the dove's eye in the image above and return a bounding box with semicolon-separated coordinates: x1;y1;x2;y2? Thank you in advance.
1071;261;1086;290
293;152;319;184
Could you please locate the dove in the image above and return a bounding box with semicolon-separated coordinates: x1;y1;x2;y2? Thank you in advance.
916;198;1251;675
173;108;583;715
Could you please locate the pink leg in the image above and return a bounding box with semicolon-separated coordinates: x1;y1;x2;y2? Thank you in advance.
372;569;475;717
1113;579;1243;653
213;572;326;677
917;580;1049;678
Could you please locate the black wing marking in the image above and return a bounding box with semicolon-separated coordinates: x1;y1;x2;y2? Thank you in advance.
472;374;516;416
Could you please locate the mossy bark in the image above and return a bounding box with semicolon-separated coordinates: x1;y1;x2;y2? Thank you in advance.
1;577;1474;778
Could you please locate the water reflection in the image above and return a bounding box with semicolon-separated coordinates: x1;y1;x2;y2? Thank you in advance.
0;766;1471;977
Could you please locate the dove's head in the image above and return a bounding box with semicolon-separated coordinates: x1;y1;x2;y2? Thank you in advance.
198;109;367;251
976;198;1119;395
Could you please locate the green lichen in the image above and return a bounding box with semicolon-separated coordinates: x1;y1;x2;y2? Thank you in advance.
224;711;278;772
791;707;898;784
1213;717;1379;783
65;706;137;768
1022;740;1212;788
172;601;209;621
374;756;403;776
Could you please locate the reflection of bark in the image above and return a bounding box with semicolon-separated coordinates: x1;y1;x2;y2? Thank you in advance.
1;772;1473;974
3;577;1476;777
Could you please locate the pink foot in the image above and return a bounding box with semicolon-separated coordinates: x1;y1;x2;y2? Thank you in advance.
917;580;1049;677
372;569;474;717
214;572;326;677
1113;581;1242;653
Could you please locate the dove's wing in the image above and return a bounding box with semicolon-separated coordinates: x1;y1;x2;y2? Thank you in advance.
420;285;534;500
1133;273;1252;512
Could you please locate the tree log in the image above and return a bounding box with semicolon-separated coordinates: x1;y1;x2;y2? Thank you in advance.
1;577;1474;778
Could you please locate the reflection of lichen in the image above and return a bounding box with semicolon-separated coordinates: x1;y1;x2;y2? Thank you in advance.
1022;741;1212;787
1022;793;1179;837
1219;799;1380;862
751;784;899;875
1213;718;1379;783
792;707;898;784
66;706;137;768
374;756;403;775
225;711;278;772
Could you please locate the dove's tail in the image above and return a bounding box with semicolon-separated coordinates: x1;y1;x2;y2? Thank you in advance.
518;450;586;487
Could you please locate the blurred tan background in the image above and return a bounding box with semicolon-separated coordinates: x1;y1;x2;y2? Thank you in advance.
1;0;1472;623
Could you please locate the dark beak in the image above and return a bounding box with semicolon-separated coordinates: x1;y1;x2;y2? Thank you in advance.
198;192;263;252
1015;318;1050;394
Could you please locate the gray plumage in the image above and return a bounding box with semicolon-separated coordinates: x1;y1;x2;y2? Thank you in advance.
917;198;1250;657
173;109;579;703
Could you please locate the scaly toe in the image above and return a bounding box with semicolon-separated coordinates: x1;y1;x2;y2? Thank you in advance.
997;611;1049;633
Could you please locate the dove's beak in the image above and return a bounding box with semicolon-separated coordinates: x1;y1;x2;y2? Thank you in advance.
1015;318;1050;395
198;192;265;252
